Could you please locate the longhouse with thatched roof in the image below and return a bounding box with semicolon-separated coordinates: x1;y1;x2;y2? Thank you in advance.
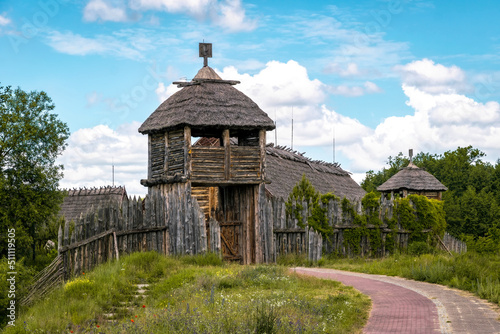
265;144;365;201
59;186;128;223
377;159;447;200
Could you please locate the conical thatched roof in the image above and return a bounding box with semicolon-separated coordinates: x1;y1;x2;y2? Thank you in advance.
377;163;447;192
59;186;128;223
139;66;275;134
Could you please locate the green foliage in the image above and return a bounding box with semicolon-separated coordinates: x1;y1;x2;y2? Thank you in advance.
0;258;36;328
286;174;337;237
0;84;69;260
362;146;500;243
6;253;371;333
408;241;433;255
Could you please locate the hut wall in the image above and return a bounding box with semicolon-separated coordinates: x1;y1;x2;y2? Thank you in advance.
149;133;165;180
166;128;185;176
191;146;225;182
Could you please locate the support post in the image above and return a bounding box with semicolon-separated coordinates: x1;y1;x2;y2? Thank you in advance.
223;129;231;180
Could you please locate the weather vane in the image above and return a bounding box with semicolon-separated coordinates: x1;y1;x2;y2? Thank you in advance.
199;42;212;67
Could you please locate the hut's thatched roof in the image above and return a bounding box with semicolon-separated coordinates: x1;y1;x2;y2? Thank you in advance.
377;163;447;192
139;66;275;134
265;144;366;201
59;186;128;223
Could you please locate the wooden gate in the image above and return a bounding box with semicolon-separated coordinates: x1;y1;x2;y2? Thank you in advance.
220;220;242;262
216;186;247;263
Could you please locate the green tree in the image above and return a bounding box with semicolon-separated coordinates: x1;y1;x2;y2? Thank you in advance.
0;84;69;261
286;174;336;237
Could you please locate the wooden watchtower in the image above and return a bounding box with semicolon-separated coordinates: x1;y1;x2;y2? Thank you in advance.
138;43;275;263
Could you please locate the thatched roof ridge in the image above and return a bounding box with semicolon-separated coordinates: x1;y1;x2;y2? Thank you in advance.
265;144;365;201
139;66;275;134
59;186;128;223
377;163;448;192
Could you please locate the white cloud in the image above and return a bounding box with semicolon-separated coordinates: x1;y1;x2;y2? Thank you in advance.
395;58;469;94
0;13;11;26
219;60;326;109
327;81;382;97
83;0;129;22
339;59;500;173
57;122;148;197
83;0;256;32
153;58;500;181
45;29;159;60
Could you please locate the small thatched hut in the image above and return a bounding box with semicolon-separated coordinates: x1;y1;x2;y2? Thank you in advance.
59;186;128;223
377;161;447;200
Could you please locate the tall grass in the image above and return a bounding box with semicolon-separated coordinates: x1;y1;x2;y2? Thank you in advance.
322;252;500;306
4;252;370;333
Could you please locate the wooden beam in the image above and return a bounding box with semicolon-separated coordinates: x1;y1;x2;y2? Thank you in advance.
259;129;266;180
223;129;231;180
148;135;152;180
184;126;191;178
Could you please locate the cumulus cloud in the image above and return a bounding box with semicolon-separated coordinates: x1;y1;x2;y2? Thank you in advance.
83;0;256;32
340;59;500;173
395;58;469;94
151;58;500;182
57;122;148;197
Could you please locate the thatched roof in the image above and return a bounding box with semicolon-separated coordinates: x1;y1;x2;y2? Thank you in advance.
265;144;366;201
377;163;448;192
59;186;128;223
139;66;275;134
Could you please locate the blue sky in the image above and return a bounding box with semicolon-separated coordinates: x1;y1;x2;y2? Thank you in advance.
1;0;500;196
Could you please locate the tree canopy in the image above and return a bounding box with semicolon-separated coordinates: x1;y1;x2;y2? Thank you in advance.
0;84;69;260
361;146;500;252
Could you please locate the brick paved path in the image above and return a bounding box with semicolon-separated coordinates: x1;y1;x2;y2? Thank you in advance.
293;268;500;334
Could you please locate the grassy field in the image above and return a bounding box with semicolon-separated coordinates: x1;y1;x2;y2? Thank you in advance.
4;252;370;334
320;252;500;306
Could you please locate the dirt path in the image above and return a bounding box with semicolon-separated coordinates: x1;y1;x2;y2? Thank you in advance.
293;268;500;334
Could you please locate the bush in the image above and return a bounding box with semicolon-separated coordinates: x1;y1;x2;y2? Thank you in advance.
408;241;433;255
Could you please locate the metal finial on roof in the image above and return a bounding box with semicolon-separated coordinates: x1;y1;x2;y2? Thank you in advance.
199;42;212;67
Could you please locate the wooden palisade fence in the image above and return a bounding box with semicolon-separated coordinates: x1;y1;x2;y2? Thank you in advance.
23;189;466;306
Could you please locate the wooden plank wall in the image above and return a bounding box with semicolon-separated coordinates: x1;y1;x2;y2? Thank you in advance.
230;147;261;181
256;196;421;261
191;147;225;181
442;232;467;253
167;129;185;176
150;133;165;179
58;186;207;279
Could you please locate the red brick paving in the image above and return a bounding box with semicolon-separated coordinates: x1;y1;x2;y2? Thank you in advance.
293;268;441;333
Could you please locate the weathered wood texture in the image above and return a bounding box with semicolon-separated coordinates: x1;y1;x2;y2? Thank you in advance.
190;146;263;183
150;133;165;179
167;129;185;176
58;186;206;280
255;195;448;261
20;255;63;307
441;232;467;254
157;182;207;255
